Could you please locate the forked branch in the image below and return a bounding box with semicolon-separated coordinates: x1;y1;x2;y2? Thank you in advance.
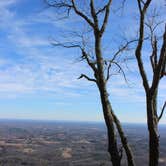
45;0;95;28
71;0;94;28
105;39;138;82
151;25;166;92
100;0;112;34
106;61;128;83
51;40;98;74
135;0;152;92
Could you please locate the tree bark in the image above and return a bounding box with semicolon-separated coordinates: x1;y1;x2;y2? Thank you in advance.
95;30;135;165
112;110;135;166
98;84;121;166
147;92;159;166
95;32;121;166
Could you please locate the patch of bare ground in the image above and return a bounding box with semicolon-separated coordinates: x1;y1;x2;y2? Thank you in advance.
0;140;24;148
74;139;90;144
62;147;72;159
22;148;35;154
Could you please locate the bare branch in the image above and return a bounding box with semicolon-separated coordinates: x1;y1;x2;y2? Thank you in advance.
90;0;98;27
143;0;152;13
151;24;166;91
111;61;128;83
45;0;95;28
71;0;94;28
112;0;127;14
136;0;152;51
81;49;98;73
160;60;166;78
106;62;112;82
158;101;166;121
137;0;143;13
150;36;158;72
100;0;112;34
96;5;107;15
105;38;138;82
78;74;97;83
51;39;98;81
135;0;152;92
160;25;166;79
44;0;72;8
44;0;73;17
145;13;164;73
111;39;138;63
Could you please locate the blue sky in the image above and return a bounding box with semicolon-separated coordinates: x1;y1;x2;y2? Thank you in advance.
0;0;165;123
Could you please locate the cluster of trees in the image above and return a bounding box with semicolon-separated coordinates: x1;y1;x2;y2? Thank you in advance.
44;0;166;166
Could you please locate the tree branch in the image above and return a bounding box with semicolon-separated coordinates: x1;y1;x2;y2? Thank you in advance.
96;5;107;15
51;39;98;75
135;0;152;92
90;0;98;27
78;74;97;83
105;39;138;82
45;0;95;28
111;39;138;62
81;49;98;73
111;61;128;83
44;0;72;8
150;36;158;72
71;0;94;28
44;0;73;16
100;0;112;34
159;24;166;79
145;18;164;73
160;60;166;78
151;24;166;92
158;101;166;121
106;62;112;82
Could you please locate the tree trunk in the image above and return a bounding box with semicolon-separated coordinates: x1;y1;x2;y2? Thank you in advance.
95;33;121;166
98;79;135;166
98;84;121;166
147;95;159;166
111;110;135;166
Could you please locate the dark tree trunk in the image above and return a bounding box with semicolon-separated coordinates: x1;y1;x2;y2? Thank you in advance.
97;73;135;166
147;92;159;166
95;31;135;166
112;110;135;166
95;33;121;166
98;84;121;166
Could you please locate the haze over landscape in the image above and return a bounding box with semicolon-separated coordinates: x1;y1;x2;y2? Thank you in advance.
0;120;165;166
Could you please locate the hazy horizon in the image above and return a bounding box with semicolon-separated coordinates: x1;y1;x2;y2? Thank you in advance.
0;118;166;126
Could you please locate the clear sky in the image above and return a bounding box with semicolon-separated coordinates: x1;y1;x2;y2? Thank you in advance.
0;0;165;123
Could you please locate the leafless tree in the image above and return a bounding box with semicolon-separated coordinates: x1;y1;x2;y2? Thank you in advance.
135;0;166;165
44;0;135;165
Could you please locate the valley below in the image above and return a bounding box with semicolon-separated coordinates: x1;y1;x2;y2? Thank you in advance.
0;120;165;166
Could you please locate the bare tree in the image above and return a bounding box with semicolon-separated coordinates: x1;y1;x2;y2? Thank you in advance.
44;0;135;165
135;0;166;165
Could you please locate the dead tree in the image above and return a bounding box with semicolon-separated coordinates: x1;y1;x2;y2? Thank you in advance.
44;0;135;165
135;0;166;165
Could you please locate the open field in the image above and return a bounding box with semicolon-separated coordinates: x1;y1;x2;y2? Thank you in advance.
0;120;165;166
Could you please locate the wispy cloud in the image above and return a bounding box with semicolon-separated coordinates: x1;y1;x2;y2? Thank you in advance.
0;0;165;107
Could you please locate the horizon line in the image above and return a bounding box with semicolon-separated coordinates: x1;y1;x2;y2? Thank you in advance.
1;117;165;125
0;118;166;125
